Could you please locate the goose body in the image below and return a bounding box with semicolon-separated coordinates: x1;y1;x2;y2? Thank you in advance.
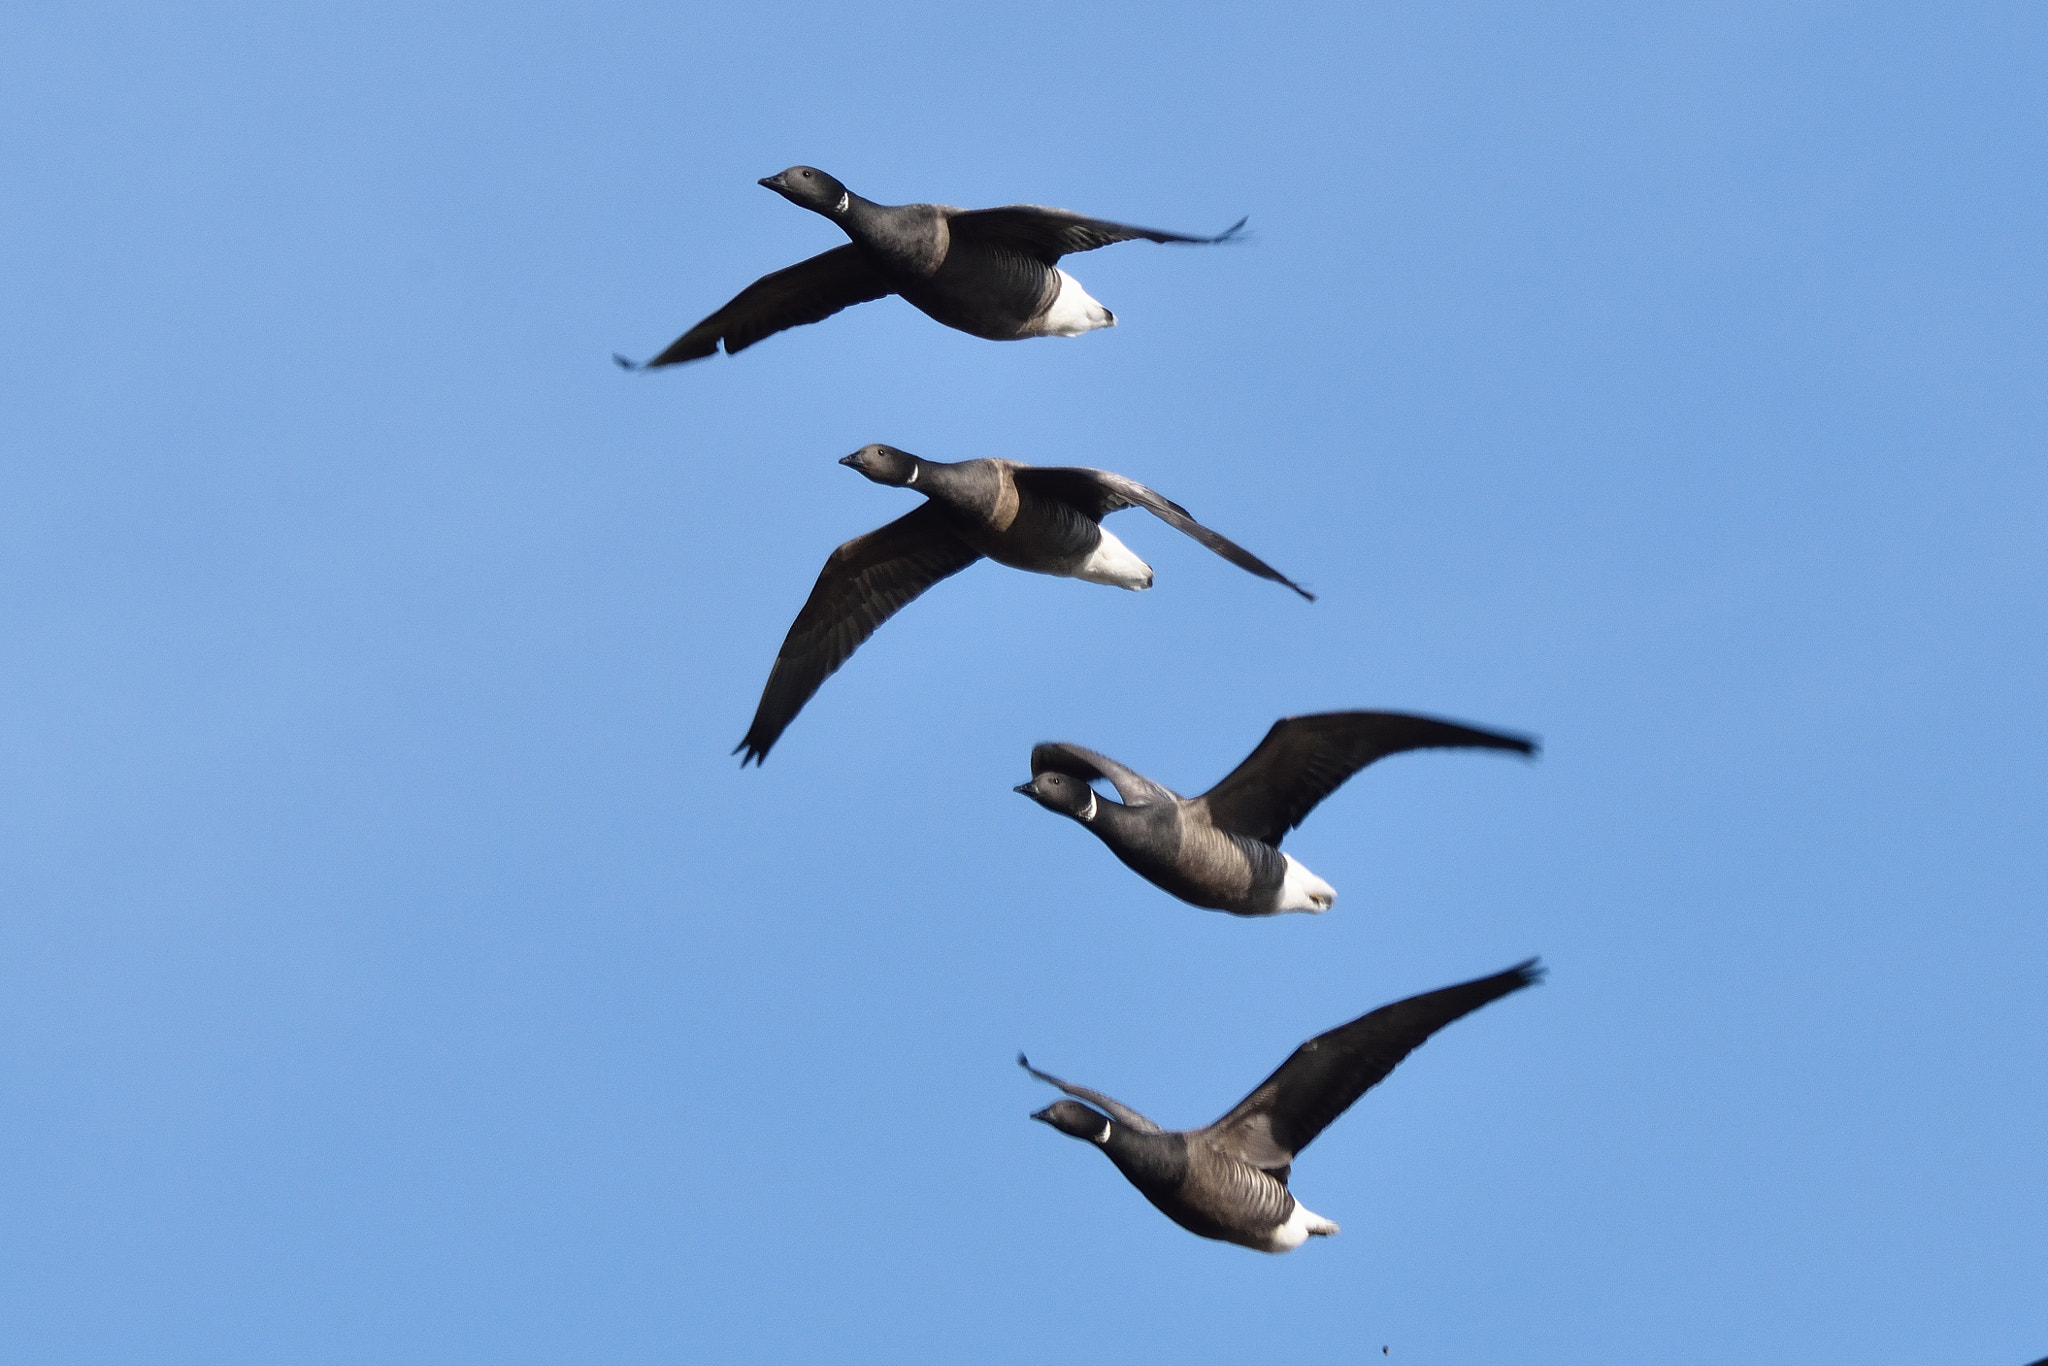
618;167;1243;367
1024;961;1543;1252
1050;792;1314;915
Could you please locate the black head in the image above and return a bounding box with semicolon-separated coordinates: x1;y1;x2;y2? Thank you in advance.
839;443;920;486
1014;771;1097;821
1032;1100;1112;1143
759;166;851;217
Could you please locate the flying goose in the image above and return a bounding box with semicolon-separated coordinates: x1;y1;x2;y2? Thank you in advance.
1014;711;1536;915
735;444;1311;766
1023;959;1543;1252
616;166;1245;367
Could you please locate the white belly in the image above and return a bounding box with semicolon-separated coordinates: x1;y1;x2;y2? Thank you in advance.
1069;525;1153;590
1275;853;1336;913
1259;1198;1341;1254
1032;268;1116;337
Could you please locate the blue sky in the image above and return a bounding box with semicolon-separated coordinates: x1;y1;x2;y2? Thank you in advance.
3;1;2044;1361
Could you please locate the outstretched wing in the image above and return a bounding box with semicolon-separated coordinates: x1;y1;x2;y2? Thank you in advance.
1206;961;1543;1170
622;246;892;368
735;506;980;765
946;206;1247;264
1028;741;1179;808
1018;1054;1164;1135
1199;711;1537;846
1011;466;1313;601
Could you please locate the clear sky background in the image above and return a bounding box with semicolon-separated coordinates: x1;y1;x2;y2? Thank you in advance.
3;2;2043;1362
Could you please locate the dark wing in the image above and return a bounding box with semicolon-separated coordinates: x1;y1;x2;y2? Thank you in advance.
1018;1054;1163;1134
620;246;892;368
735;506;980;765
1199;711;1537;846
1011;466;1313;601
1027;741;1178;808
946;205;1247;264
1206;961;1543;1170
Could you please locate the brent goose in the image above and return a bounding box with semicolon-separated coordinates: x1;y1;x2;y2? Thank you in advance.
1024;960;1543;1252
734;444;1310;766
1015;711;1536;915
616;166;1245;367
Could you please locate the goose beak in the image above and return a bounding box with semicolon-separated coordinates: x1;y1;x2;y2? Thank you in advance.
838;453;859;467
1013;782;1036;797
757;174;784;191
1030;1106;1056;1124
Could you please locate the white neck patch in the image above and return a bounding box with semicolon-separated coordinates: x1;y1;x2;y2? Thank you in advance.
834;191;850;213
904;464;918;485
1079;791;1098;822
1094;1119;1112;1144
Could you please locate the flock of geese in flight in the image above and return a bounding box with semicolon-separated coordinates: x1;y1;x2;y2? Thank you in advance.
620;166;1543;1254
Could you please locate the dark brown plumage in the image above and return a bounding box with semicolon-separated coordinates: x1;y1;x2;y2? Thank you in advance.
1018;712;1538;915
739;505;982;767
1024;961;1544;1251
617;167;1245;368
735;446;1309;765
634;246;890;367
